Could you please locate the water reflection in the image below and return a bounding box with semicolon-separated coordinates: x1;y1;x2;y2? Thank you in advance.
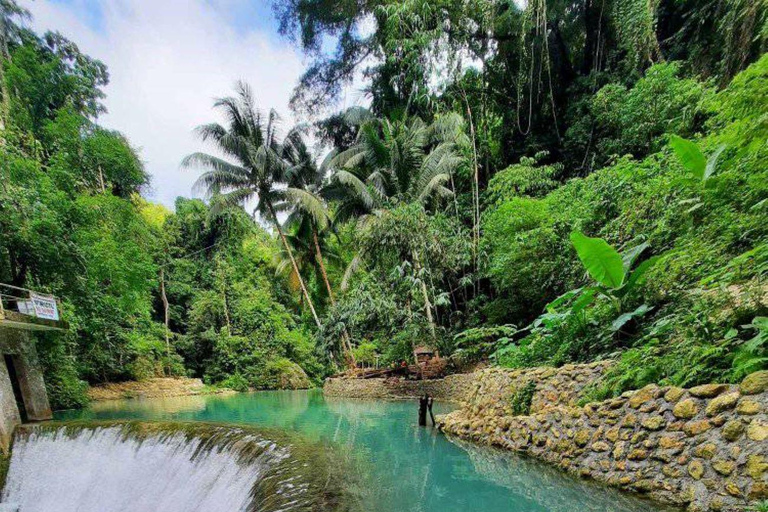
448;436;669;512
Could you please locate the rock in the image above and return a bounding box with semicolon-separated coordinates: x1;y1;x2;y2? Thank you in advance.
605;427;619;442
622;413;637;428
710;414;727;427
711;459;735;475
662;465;681;478
664;387;686;402
725;482;742;497
673;399;699;419
747;419;768;441
746;455;767;479
688;460;705;479
629;385;659;408
641;416;666;431
689;384;729;398
693;443;717;459
591;441;610;452
750;482;768;500
740;371;768;395
721;420;745;441
736;399;761;415
705;392;739;416
659;435;683;449
627;449;648;461
684;419;712;437
632;479;654;492
574;429;591;447
613;441;626;459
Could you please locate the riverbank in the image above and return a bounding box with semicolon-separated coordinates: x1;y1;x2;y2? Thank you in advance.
87;378;235;401
438;369;768;512
323;361;611;404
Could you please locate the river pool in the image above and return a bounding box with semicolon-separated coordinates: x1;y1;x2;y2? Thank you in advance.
55;389;664;512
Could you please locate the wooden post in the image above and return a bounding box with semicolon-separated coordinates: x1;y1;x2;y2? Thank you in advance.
428;396;435;426
418;394;428;426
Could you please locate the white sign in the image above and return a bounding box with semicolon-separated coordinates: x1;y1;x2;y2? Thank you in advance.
30;293;59;321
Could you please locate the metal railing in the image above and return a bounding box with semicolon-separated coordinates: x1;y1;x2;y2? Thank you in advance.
0;283;63;322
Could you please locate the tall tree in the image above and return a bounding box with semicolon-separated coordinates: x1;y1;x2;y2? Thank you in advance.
324;111;466;339
0;0;29;131
181;82;323;328
280;127;357;366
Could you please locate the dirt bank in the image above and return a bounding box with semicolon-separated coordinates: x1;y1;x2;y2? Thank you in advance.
88;377;235;401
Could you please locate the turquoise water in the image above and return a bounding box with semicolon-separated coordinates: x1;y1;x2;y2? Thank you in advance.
56;390;663;512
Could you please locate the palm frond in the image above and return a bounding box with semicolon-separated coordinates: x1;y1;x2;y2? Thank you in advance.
341;254;364;291
283;187;331;230
333;170;375;211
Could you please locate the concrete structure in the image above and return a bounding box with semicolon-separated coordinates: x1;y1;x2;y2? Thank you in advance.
0;328;54;450
0;284;66;451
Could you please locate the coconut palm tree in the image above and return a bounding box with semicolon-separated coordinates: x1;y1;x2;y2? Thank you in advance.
181;81;322;328
323;110;466;224
323;110;467;339
279;129;357;366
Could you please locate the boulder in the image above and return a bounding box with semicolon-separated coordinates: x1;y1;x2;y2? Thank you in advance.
740;371;768;395
689;384;729;398
673;399;699;419
705;392;739;416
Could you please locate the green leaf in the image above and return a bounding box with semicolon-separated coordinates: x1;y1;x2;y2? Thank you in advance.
669;135;706;179
570;231;625;289
621;242;649;273
623;255;660;293
545;287;583;313
611;304;653;332
570;288;597;316
704;144;726;182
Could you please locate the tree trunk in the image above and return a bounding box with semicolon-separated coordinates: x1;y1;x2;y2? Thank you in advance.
463;93;481;297
268;202;322;328
412;250;437;340
313;229;336;306
312;227;355;368
159;268;171;376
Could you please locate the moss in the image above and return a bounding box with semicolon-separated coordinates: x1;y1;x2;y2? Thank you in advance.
0;448;10;495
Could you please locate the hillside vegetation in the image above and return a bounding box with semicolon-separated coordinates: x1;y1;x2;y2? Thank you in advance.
0;0;765;408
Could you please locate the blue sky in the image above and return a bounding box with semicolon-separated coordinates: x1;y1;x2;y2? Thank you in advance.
25;0;365;209
48;0;280;37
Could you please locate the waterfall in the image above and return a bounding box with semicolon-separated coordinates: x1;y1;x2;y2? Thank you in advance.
1;422;347;512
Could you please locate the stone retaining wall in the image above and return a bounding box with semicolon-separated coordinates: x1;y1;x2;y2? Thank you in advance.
322;361;610;404
438;369;768;512
323;373;476;401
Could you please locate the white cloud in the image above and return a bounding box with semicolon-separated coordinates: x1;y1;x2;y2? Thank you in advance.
26;0;308;209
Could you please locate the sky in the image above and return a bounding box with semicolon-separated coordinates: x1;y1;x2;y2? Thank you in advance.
24;0;366;209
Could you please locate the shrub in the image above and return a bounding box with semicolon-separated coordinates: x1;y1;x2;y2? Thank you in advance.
510;381;536;416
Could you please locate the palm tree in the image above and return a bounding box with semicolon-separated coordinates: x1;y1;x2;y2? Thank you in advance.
279;129;356;366
0;0;29;131
324;111;466;223
181;82;322;328
323;110;467;339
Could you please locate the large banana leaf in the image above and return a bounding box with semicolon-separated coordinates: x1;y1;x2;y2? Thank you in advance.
570;231;625;289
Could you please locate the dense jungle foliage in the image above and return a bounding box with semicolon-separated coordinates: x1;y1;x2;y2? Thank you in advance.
0;0;766;409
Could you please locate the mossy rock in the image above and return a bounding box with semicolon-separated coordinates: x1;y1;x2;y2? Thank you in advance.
740;371;768;395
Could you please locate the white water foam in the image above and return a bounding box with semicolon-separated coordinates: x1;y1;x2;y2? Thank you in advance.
2;426;282;512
